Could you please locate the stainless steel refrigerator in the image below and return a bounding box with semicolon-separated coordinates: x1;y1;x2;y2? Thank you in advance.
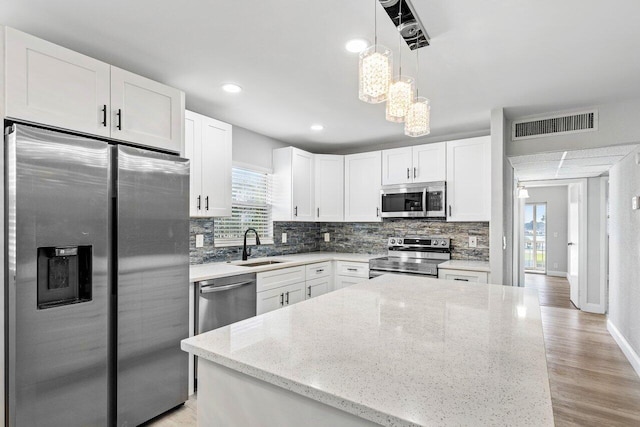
5;124;189;426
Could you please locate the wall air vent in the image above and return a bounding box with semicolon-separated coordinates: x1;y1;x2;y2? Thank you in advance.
512;110;598;141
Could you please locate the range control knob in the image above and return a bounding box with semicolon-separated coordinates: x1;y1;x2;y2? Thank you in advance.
397;239;403;245
390;239;396;245
441;240;447;246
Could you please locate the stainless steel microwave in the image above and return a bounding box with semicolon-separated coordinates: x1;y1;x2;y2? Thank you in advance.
380;182;446;218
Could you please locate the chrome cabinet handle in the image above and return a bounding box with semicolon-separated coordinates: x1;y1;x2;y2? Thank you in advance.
197;195;201;210
448;205;452;217
285;291;290;304
407;168;410;179
454;278;469;282
376;207;380;217
205;196;209;211
294;206;298;217
316;269;324;273
307;286;311;297
347;268;358;272
317;207;320;217
102;105;107;127
280;293;284;306
414;167;417;178
116;108;122;130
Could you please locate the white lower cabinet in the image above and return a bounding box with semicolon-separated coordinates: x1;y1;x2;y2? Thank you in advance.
335;276;365;290
334;261;369;290
438;269;489;284
305;276;331;299
256;282;305;315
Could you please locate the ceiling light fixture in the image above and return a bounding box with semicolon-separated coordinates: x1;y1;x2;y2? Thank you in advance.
346;39;369;53
386;1;414;122
222;83;242;93
310;124;324;131
404;47;430;137
359;0;392;103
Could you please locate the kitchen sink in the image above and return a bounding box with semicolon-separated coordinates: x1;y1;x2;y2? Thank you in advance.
237;260;286;267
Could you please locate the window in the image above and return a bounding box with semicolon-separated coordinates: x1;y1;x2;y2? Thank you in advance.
214;167;273;247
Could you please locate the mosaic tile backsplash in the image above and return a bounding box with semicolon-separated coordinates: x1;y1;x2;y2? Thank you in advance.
190;218;489;265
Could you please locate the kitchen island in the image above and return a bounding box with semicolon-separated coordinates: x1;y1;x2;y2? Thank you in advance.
181;275;553;426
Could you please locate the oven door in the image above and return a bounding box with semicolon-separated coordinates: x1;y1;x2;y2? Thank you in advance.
380;185;427;218
425;183;446;218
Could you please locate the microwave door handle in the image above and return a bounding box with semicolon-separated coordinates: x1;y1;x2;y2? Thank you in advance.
423;189;428;214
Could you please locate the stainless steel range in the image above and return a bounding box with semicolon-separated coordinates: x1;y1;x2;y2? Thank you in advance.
369;237;451;278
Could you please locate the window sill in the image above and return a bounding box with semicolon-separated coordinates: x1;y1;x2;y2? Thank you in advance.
214;239;275;248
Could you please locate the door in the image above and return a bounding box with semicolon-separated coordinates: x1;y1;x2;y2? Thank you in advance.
382;147;412;185
5;27;111;137
315;155;344;221
446;136;491;221
257;288;286;315
201;116;232;216
305;277;330;299
116;145;189;426
413;142;446;183
111;66;184;153
568;183;581;307
344;151;382;222
291;148;315;221
524;203;547;273
184;111;203;216
6;125;110;427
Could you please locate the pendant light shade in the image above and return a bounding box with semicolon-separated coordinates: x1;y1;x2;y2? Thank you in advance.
404;96;431;137
385;76;414;122
517;187;530;199
359;45;393;103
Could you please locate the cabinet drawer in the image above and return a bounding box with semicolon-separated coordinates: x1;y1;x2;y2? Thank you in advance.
336;261;369;278
305;262;331;279
438;269;488;284
257;266;306;292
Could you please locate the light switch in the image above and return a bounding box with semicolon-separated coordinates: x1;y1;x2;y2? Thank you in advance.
282;233;287;244
195;234;204;248
469;236;477;248
324;233;330;242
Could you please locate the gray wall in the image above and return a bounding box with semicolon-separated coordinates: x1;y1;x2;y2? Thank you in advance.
586;177;606;308
232;126;288;170
609;147;640;356
526;186;568;274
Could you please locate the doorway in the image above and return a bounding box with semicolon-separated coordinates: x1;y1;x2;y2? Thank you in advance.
524;203;547;273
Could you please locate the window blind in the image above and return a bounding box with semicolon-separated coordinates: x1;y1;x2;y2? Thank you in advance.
214;167;273;246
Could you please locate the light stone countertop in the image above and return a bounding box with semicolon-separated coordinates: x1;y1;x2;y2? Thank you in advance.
189;252;382;282
438;260;491;273
181;275;553;426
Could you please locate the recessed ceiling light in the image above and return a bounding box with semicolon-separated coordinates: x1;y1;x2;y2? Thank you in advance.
345;39;369;53
310;124;324;131
222;83;242;93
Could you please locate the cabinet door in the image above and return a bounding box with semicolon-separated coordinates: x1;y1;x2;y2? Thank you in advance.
382;147;413;185
314;155;344;222
335;276;364;290
283;282;306;306
5;27;111;137
413;142;446;183
446;136;491;222
256;288;285;315
291;148;314;221
344;151;382;222
111;66;184;153
184;111;203;217
201;116;232;217
305;277;330;300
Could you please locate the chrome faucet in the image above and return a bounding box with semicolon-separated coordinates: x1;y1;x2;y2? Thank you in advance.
242;228;261;261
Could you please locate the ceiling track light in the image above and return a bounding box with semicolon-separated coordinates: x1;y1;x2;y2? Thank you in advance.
379;0;430;50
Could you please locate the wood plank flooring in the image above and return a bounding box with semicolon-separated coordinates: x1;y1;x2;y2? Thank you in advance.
147;275;640;426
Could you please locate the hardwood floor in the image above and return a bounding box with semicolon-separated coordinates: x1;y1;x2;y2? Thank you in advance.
148;275;640;426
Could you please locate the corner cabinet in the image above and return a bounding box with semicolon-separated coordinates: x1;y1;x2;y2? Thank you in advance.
4;27;184;153
446;136;491;222
314;155;344;222
272;147;315;221
344;151;382;222
185;110;232;217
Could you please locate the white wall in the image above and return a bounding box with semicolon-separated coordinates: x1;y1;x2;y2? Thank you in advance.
232;126;288;171
526;186;568;275
608;149;640;362
490;108;506;285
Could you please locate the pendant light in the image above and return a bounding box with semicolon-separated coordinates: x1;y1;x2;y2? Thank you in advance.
404;47;431;137
359;0;392;103
386;2;414;122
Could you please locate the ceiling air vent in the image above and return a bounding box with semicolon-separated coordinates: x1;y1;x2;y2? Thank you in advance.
512;110;598;141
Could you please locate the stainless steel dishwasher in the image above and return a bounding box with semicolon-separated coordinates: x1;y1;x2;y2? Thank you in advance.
196;272;257;335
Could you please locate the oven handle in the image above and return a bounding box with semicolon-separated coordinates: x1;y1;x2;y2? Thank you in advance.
200;280;254;294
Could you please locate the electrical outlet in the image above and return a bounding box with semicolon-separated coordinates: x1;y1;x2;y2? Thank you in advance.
324;233;330;242
468;236;477;248
282;232;287;244
195;234;204;248
553;232;558;238
553;262;559;269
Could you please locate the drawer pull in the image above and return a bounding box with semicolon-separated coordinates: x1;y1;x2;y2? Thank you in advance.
316;269;324;273
307;286;311;297
347;268;358;272
454;278;469;282
280;293;284;306
285;291;290;304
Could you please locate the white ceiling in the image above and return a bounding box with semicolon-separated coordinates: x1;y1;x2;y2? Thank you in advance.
509;145;637;181
2;1;640;152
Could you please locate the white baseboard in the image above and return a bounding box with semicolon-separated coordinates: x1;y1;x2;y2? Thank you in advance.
546;271;567;278
607;319;640;379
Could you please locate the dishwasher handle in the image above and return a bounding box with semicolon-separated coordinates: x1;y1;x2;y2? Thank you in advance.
200;280;254;294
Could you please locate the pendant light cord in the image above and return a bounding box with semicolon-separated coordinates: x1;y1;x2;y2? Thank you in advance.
374;0;377;47
416;48;419;97
398;1;403;76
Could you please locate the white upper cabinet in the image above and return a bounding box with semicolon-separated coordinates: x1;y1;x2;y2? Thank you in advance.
185;110;232;217
382;147;413;186
413;142;446;183
344;151;382;222
4;27;184;153
110;67;184;153
446;136;491;222
381;142;446;185
5;27;111;137
273;147;314;221
315;155;344;222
